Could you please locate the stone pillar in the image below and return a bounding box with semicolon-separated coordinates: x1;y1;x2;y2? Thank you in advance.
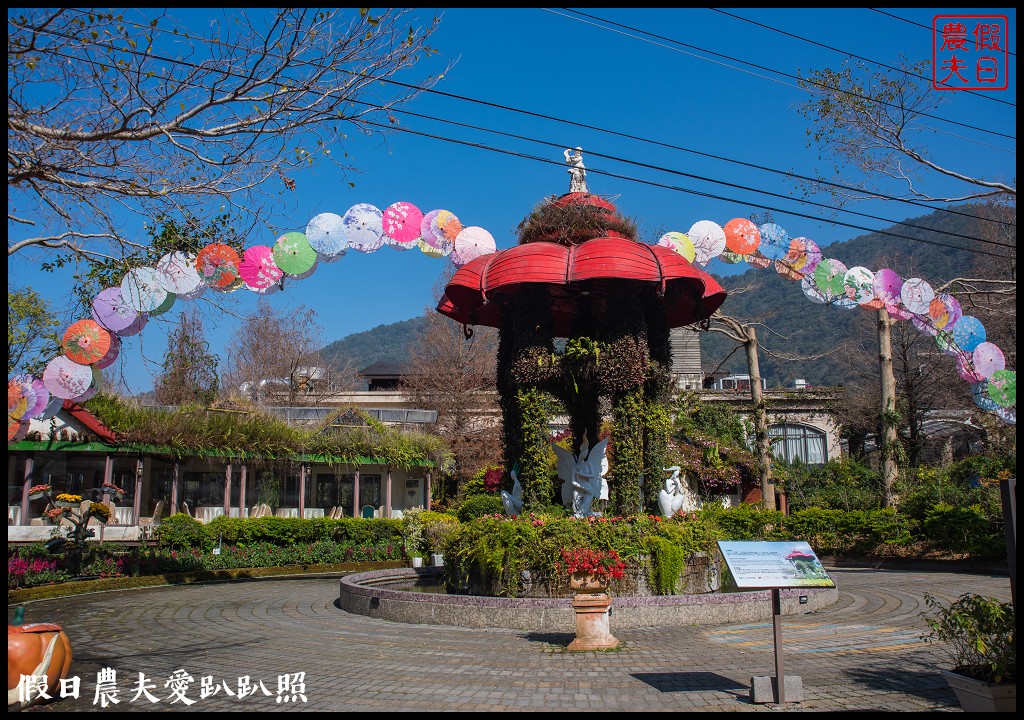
20;456;33;526
224;463;232;516
170;462;179;516
352;470;360;518
239;465;247;518
385;467;392;519
133;458;143;525
425;470;431;511
567;592;619;651
298;465;307;518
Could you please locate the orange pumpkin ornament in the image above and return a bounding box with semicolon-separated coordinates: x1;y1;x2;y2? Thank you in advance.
7;622;73;709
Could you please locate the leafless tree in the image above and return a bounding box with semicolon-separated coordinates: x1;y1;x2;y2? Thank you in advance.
153;308;219;406
8;8;447;263
400;309;501;498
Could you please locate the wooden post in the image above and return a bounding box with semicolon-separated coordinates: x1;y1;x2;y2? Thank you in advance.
353;470;360;518
385;467;392;519
170;462;179;516
239;465;247;518
877;308;899;508
224;463;232;516
20;456;33;526
298;465;307;518
772;588;785;704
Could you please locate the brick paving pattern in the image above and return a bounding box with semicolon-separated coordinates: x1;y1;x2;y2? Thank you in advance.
13;566;1011;712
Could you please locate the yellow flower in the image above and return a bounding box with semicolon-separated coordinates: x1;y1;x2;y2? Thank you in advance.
56;493;83;503
89;502;112;521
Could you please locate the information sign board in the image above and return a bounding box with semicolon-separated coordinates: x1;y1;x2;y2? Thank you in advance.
717;541;835;589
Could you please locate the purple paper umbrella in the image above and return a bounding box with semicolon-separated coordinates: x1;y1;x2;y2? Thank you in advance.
92;287;141;334
28;379;51;419
873;269;903;305
94;334;121;370
972;342;1006;380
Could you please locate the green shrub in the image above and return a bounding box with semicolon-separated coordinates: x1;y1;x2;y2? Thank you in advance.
154;513;214;551
923;503;995;555
457;494;505;522
421;511;460;554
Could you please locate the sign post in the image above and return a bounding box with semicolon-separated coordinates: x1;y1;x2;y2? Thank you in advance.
717;540;836;705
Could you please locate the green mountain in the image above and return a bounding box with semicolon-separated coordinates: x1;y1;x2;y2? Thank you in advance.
320;205;1012;388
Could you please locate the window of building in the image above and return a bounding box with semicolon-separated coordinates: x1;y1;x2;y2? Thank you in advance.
768;424;827;465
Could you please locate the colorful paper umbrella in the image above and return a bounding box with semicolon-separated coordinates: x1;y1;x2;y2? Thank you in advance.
382;202;424;250
121;267;168;313
688;220;726;265
43;355;94;399
973;342;1006;380
15;377;37;419
774;259;803;281
873;269;903;306
995;406;1016;425
972;381;1001;412
723;218;760;255
814;259;848;300
936;329;960;356
657;232;696;263
195;243;242;289
843;267;875;305
987;369;1016;408
94;334;121;370
832;295;859;310
746;251;772;269
148;292;176;317
36;395;64;421
957;353;985;383
757;223;790;261
421;209;461;252
801;276;827;304
932;293;962;331
156;252;203;296
342;203;385;253
62;319;112;365
720;250;745;264
900;278;934;315
8;380;28;421
306;213;349;260
417;238;450;258
452;226;496;267
273;232;318;277
793;238;823;275
117;312;149;338
92;287;141;334
239;245;283;290
912;315;938;337
952;315;986;353
28;379;50;419
177;282;207;302
887;304;914;321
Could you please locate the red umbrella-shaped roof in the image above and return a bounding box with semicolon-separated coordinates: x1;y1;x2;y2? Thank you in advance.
437;236;726;335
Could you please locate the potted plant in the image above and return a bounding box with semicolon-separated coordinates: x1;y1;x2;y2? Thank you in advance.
556;547;627;593
921;592;1015;712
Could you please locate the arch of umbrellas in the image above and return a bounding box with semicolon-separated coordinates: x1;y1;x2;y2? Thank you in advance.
7;200;1016;442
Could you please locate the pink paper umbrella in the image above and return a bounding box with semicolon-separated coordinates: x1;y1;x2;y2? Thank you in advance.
973;342;1006;380
28;378;50;419
43;355;94;399
94;334;121;370
239;245;283;290
452;226;496;267
92;287;141;334
382;202;424;250
956;353;985;383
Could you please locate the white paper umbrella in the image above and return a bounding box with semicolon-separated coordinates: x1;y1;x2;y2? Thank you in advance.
306;212;349;260
688;220;726;265
801;276;827;304
177;282;207;302
92;287;141;334
43;355;94;399
452;226;496;267
342;203;385;253
900;278;934;315
156;252;203;296
121;267;169;313
843;267;876;305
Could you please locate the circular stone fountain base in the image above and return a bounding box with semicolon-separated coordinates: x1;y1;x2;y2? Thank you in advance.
339;568;838;631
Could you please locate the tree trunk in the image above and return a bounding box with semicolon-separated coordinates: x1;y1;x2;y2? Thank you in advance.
877;308;900;508
743;325;775;511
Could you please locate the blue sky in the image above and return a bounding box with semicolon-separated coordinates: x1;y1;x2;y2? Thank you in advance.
8;7;1017;393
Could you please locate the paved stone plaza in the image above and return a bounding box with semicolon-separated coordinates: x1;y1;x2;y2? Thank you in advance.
13;565;1011;712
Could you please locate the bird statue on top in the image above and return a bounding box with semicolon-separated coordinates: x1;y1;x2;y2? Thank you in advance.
553;430;610;518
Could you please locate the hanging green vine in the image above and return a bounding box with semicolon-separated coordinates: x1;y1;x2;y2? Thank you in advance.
610;387;645;515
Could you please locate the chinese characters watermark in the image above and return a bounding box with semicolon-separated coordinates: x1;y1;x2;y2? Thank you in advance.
933;15;1009;90
15;669;307;706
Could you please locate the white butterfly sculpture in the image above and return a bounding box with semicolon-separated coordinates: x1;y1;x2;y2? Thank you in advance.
553;431;610;518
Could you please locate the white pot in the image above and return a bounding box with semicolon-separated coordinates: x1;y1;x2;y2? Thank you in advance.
939;669;1016;712
430;553;444;567
411;556;423;568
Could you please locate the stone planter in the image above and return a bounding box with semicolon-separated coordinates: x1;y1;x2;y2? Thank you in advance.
938;669;1016;712
569;573;611;593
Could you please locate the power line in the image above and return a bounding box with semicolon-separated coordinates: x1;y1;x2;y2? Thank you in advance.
869;8;1017;58
39;9;1016;227
17;11;1016;237
377;102;1014;249
360;118;1017;260
709;8;1015;107
552;8;1015;141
